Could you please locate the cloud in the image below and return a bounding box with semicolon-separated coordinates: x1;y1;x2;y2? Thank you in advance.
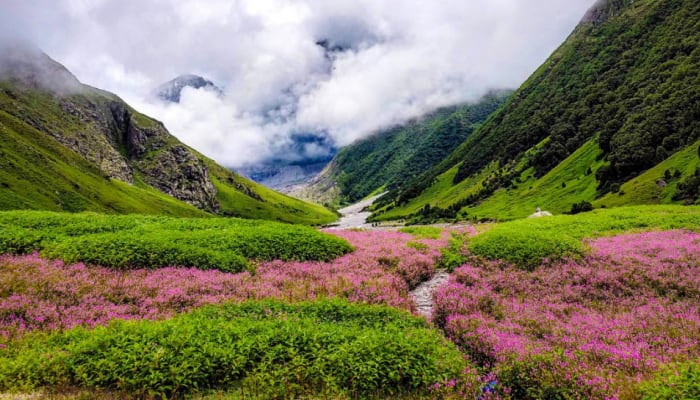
0;0;597;168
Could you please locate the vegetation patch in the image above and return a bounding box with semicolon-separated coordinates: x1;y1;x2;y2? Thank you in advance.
467;205;700;269
637;362;700;400
469;226;581;270
0;211;352;272
0;300;469;399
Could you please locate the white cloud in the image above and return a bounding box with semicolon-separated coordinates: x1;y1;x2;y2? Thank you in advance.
0;0;597;168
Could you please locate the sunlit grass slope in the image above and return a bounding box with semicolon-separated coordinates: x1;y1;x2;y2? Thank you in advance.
0;109;206;216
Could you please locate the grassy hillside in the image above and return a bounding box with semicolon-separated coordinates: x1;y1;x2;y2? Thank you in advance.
596;140;700;207
374;0;700;222
0;106;206;217
298;92;510;206
0;52;336;225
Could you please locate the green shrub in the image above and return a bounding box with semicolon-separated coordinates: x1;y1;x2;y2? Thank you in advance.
0;226;46;255
569;200;594;215
439;230;471;272
496;352;598;399
0;211;353;271
0;300;469;399
638;362;700;400
41;234;248;273
469;226;582;270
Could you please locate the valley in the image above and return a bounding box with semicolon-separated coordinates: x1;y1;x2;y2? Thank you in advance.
299;0;699;223
1;0;699;398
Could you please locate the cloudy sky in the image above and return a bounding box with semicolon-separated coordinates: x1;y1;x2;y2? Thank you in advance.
2;0;596;168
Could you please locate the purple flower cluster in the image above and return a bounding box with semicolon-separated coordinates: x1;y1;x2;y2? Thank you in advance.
433;230;700;397
0;229;450;342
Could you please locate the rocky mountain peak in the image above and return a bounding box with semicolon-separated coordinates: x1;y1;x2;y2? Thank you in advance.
154;74;222;103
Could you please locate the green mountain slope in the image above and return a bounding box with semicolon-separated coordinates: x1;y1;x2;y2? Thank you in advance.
0;46;336;225
293;92;510;207
373;0;700;222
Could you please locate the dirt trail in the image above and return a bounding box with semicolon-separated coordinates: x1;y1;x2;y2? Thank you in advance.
410;270;450;319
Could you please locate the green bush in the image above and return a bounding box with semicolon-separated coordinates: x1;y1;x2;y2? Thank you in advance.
569;200;594;215
496;352;597;400
638;362;700;400
0;211;353;271
0;300;469;399
41;234;248;273
439;230;471;272
0;226;46;255
469;226;581;270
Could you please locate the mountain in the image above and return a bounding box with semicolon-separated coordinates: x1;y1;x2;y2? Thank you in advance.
0;44;337;225
290;91;511;207
370;0;699;222
155;74;222;103
236;133;337;191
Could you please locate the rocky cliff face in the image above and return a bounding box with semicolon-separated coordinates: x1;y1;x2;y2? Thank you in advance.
0;46;220;212
106;101;219;212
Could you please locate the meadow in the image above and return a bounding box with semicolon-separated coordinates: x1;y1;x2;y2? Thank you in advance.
435;229;699;398
0;205;698;399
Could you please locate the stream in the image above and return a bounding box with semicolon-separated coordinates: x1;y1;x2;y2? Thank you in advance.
328;194;451;319
328;193;386;230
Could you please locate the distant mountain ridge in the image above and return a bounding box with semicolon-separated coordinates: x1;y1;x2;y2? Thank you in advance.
0;45;336;224
369;0;699;222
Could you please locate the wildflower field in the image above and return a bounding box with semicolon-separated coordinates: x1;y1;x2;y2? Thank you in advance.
0;206;699;399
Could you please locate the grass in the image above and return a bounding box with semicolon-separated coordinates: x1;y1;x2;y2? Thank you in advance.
597;140;700;207
466;205;700;269
465;137;605;220
398;226;443;239
0;211;352;272
374;137;699;223
205;161;338;225
0;299;469;399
